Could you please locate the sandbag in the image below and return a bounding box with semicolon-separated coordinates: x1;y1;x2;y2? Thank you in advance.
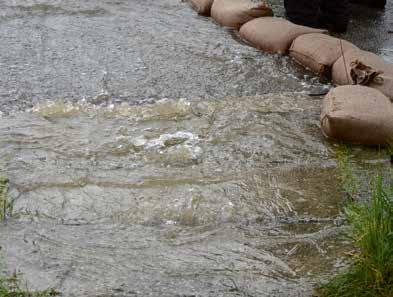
321;85;393;146
239;17;326;55
332;49;393;99
289;33;357;76
211;0;273;29
190;0;215;16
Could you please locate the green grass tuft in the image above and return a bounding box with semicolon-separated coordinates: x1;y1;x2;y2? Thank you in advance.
317;175;393;297
0;176;9;221
0;273;59;297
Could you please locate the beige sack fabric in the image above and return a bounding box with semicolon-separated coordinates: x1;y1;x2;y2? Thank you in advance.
211;0;273;29
239;18;326;55
190;0;215;16
289;33;357;76
332;49;393;99
321;85;393;146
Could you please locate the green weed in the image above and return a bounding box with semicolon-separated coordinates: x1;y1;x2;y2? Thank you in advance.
0;273;59;297
0;175;58;296
0;176;9;221
316;175;393;297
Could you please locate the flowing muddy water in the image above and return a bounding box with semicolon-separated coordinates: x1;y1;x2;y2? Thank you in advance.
0;94;353;296
0;0;393;296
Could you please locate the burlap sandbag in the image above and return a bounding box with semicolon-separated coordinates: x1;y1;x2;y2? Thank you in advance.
289;33;357;76
190;0;215;16
321;85;393;146
211;0;273;29
332;49;393;99
239;17;326;55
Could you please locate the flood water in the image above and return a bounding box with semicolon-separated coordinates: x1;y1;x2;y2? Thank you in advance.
0;0;392;296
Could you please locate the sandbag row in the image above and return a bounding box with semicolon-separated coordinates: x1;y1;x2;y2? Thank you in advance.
237;17;393;100
237;17;393;146
239;18;393;101
189;0;392;100
187;1;393;146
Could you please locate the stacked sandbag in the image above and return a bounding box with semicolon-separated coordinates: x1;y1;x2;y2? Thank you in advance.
239;17;326;55
190;0;215;16
321;85;393;146
332;49;393;99
289;33;357;77
211;0;273;29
